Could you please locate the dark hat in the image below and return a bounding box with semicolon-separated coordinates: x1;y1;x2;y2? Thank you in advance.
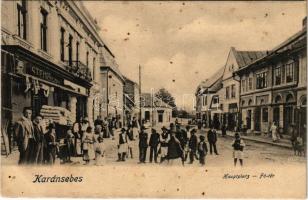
161;126;167;131
200;135;205;140
235;132;240;137
151;128;157;133
141;126;147;130
191;128;197;134
121;128;126;132
86;126;92;132
47;123;55;130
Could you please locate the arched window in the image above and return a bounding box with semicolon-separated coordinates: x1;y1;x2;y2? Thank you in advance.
248;99;253;106
274;95;282;104
286;94;295;103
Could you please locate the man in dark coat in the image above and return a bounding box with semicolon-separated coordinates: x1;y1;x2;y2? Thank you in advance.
138;126;148;163
207;127;219;155
14;107;34;165
149;128;160;163
32;114;45;164
188;129;198;164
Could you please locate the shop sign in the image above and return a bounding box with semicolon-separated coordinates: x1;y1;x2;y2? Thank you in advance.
26;64;63;85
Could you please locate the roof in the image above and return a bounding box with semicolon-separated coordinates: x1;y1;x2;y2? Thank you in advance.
140;93;172;109
236;27;306;73
196;66;224;95
123;76;139;86
233;48;267;69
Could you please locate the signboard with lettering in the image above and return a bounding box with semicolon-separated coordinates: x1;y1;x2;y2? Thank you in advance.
26;63;64;85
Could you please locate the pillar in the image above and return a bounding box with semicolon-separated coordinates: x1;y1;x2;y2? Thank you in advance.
279;105;284;128
251;108;255;131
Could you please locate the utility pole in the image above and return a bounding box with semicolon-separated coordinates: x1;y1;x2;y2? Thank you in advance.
139;65;142;125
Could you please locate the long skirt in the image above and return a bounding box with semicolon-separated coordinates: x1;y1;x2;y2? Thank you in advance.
83;143;95;161
133;128;139;139
119;143;128;154
76;139;82;155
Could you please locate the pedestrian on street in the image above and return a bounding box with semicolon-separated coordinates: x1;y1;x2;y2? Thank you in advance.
94;115;104;132
126;125;134;159
138;126;148;163
270;122;280;142
198;135;208;166
131;117;140;139
94;132;105;165
207;127;219;155
117;128;128;161
232;133;245;167
44;123;58;165
289;124;297;154
108;118;115;140
221;124;227;137
32;114;45;165
167;130;184;166
149;128;160;163
14;107;34;165
188;128;198;164
159;126;170;163
82;126;95;165
73;117;83;156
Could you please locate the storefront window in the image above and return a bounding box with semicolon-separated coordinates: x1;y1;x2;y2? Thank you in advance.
262;107;268;122
17;0;27;40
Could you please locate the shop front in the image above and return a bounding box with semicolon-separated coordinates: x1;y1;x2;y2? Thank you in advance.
1;45;92;133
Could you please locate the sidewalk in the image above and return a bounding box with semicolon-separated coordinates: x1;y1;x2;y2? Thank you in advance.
198;127;293;149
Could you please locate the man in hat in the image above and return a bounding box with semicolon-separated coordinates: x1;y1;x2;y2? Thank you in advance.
149;128;160;163
138;126;148;163
188;128;198;164
198;135;208;166
207;127;219;155
159;126;170;163
117;128;128;161
15;107;34;165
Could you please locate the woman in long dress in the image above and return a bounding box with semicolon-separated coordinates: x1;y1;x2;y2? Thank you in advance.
82;126;96;165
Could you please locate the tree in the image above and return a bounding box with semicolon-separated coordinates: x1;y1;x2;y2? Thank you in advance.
155;88;176;108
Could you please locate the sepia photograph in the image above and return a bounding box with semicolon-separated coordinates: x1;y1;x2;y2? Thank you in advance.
0;0;307;198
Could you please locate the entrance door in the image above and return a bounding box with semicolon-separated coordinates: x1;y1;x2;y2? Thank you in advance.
32;90;48;118
284;106;293;132
246;110;251;129
254;107;261;131
273;107;280;124
145;111;150;121
158;113;163;123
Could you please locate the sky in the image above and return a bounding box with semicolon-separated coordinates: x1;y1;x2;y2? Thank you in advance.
84;1;306;111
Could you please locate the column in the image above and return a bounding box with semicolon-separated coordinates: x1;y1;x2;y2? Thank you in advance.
279;105;284;128
251;108;255;131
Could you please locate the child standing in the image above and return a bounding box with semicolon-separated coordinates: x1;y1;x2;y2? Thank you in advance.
232;133;245;167
198;135;208;166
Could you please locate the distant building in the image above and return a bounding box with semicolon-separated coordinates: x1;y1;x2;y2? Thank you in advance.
236;22;307;134
99;47;125;123
195;66;224;128
140;93;172;125
123;76;140;125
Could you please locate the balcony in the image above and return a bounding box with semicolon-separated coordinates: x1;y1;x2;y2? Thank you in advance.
64;60;92;82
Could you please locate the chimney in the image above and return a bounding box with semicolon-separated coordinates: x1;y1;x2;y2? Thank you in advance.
303;16;307;29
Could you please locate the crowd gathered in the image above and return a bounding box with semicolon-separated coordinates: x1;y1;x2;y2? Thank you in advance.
14;106;304;167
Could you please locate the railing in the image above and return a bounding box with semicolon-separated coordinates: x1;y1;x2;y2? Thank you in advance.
64;60;92;82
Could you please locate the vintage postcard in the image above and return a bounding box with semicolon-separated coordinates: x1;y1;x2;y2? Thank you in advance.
1;0;307;198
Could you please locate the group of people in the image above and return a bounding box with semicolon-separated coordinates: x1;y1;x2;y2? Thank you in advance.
15;107;59;165
114;122;224;166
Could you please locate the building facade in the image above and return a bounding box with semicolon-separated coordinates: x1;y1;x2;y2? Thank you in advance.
99;46;125;123
236;23;307;135
141;93;172;125
221;47;266;131
123;76;140;125
1;1;107;127
195;67;224;128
